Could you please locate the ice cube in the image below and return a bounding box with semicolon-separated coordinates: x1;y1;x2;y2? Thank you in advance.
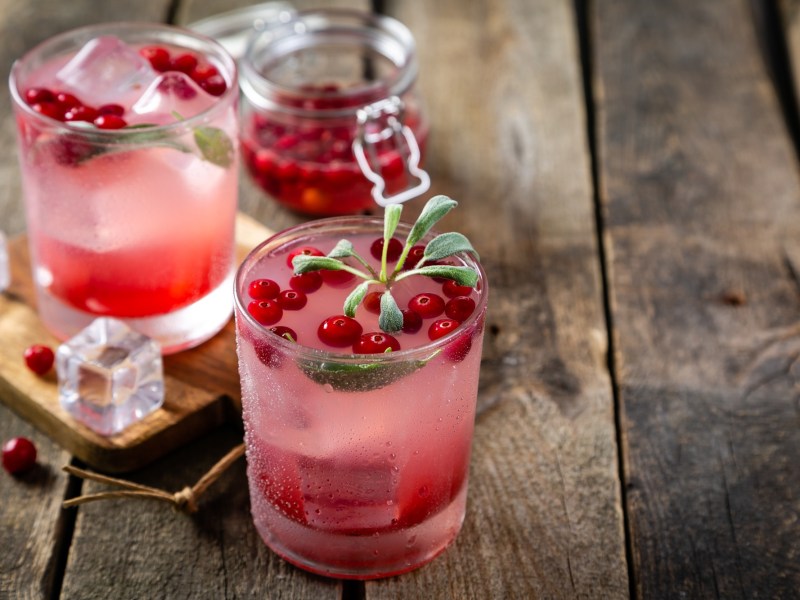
0;231;9;292
131;72;216;125
56;36;156;106
57;317;164;436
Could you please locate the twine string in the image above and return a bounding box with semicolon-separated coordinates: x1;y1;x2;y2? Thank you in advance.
62;443;246;514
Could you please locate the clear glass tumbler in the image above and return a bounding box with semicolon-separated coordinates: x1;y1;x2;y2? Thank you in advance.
9;23;239;353
234;216;487;579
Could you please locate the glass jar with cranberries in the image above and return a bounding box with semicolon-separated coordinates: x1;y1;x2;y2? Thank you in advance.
240;9;430;216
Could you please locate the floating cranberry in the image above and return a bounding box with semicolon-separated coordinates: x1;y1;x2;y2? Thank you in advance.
2;437;37;475
277;289;307;310
248;278;280;300
444;332;473;362
191;63;219;82
171;53;198;74
23;344;54;376
140;46;171;71
401;309;423;334
287;246;324;268
321;269;356;287
403;245;426;270
55;92;81;108
98;103;125;116
318;315;363;347
64;105;99;123
428;318;460;341
442;280;474;298
93;114;127;130
248;299;283;326
354;332;401;354
363;291;383;315
200;75;227;97
24;87;55;105
289;272;322;294
409;293;445;319
445;296;476;322
269;325;297;342
370;237;403;262
32;102;63;121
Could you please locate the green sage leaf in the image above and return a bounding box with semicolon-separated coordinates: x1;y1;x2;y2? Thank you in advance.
406;195;458;247
414;265;479;287
328;239;355;259
292;255;345;274
423;232;480;262
379;290;403;333
344;281;370;317
384;204;403;241
297;351;439;392
194;125;234;168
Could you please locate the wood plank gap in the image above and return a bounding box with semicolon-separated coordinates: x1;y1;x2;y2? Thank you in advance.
342;580;366;600
46;459;84;600
165;0;183;24
575;1;636;598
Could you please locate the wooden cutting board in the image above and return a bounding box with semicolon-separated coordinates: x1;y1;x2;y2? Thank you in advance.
0;213;272;473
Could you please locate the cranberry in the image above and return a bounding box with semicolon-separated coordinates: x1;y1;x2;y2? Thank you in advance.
140;46;171;71
64;105;99;123
24;87;55;105
444;331;473;362
401;309;423;334
443;280;474;298
403;245;426;270
2;437;37;475
321;269;356;287
32;102;64;121
289;272;323;293
318;315;363;347
171;53;198;74
353;332;401;354
408;293;445;319
98;103;125;116
23;345;54;376
55;92;81;108
200;75;227;97
370;237;403;262
190;63;219;82
277;289;307;310
248;278;280;300
445;296;476;322
363;291;383;315
287;246;324;268
93;114;127;129
247;299;283;326
428;318;460;341
269;325;297;342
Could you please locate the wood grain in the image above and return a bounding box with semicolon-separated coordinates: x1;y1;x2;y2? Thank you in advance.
595;0;800;596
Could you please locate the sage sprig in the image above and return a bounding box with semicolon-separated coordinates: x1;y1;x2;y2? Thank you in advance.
291;195;479;333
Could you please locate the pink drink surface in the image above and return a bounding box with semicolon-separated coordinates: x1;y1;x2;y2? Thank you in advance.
16;37;237;320
236;229;486;578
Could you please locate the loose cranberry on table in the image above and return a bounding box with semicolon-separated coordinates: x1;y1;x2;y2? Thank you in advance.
2;437;37;475
23;344;54;376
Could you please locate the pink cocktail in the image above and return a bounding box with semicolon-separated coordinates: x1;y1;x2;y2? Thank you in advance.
234;198;487;578
10;23;238;353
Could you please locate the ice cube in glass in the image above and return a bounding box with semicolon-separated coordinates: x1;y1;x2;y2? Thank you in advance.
131;72;217;125
57;317;164;436
0;231;9;292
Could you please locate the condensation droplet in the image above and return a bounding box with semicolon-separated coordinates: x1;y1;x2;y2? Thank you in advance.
323;383;334;393
406;535;417;546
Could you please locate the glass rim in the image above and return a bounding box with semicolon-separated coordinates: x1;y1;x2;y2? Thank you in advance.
8;21;239;137
234;215;489;365
240;8;419;119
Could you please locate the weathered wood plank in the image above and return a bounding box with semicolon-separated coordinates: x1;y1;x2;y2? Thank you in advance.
364;1;628;598
595;0;800;597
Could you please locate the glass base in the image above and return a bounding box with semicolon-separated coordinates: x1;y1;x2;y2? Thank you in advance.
35;269;234;354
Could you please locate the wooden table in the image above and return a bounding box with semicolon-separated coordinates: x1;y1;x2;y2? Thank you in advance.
2;1;799;598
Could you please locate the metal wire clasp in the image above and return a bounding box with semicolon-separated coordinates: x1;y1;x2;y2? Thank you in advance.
352;96;430;207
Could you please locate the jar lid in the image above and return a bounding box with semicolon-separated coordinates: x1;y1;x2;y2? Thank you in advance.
187;2;295;60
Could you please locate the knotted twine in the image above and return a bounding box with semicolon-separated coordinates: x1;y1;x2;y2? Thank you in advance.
62;443;245;514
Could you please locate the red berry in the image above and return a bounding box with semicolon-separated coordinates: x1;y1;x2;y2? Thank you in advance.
401;309;423;334
93;114;127;129
55;92;81;108
363;291;383;314
353;332;401;354
269;325;297;342
321;269;356;287
190;63;219;82
277;289;307;310
140;46;171;71
98;103;125;116
247;299;283;326
200;74;227;97
444;332;473;362
24;87;55;105
248;278;280;300
318;315;363;347
428;318;460;341
171;53;198;74
64;105;99;123
2;437;37;474
370;237;403;262
289;272;323;293
442;280;474;298
32;101;64;121
403;245;426;270
408;293;445;319
287;246;324;268
445;296;476;322
23;344;54;376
